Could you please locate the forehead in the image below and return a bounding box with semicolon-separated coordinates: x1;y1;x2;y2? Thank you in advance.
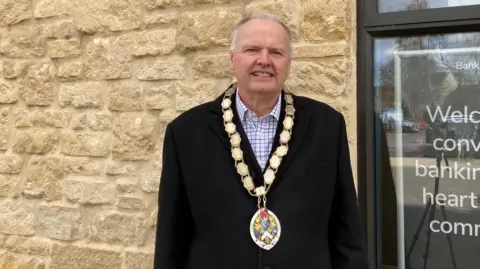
236;19;289;48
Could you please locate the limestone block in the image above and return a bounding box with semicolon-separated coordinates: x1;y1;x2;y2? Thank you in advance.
112;113;157;161
74;0;141;33
62;177;116;205
0;175;21;197
3;236;51;256
64;157;104;176
0;108;7;125
116;195;148;210
139;172;160;193
175;80;218;111
2;61;23;79
34;110;71;128
244;0;303;40
12;108;29;127
47;39;81;58
0;28;44;58
176;8;243;52
153;147;162;170
35;0;71;18
0;251;46;269
128;29;176;57
0;0;32;26
19;63;55;106
108;82;144;111
50;244;122;269
144;12;178;28
0;108;8;150
13;108;71;128
0;200;35;236
59;82;105;109
214;0;242;3
156;110;178;142
303;0;348;41
145;83;175;110
286;61;346;97
86;112;112;131
144;0;213;9
43;20;77;38
60;132;111;157
0;154;24;174
150;209;157;227
0;79;17;103
116;177;138;194
56;61;83;80
192;53;231;79
35;204;81;241
125;251;154;269
13;130;58;154
86;212;146;246
23;156;64;201
106;161;136;176
292;41;348;58
85;37;131;80
70;113;86;130
136;56;186;80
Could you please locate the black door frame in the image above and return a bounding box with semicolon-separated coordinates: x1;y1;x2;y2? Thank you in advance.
356;2;480;269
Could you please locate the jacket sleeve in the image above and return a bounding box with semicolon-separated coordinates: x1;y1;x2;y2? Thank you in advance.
154;123;194;269
329;114;370;269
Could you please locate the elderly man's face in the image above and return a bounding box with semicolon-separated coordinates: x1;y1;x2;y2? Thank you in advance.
229;18;291;95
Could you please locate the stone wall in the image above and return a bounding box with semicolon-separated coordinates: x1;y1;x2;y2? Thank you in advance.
0;0;356;268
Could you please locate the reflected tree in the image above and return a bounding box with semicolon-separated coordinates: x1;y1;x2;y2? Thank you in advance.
376;0;480;120
377;33;455;120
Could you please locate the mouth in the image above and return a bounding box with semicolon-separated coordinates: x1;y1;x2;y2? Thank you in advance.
251;71;274;77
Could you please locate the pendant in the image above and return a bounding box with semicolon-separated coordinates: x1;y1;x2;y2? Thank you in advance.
249;207;281;250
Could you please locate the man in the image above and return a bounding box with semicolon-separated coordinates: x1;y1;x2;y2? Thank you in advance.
154;13;369;269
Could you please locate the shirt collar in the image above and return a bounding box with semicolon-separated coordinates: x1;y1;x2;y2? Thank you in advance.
235;88;282;122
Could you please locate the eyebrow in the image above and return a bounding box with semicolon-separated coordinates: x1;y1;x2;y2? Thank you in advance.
241;45;287;53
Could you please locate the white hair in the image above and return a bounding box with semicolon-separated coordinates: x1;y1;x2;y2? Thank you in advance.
230;13;293;58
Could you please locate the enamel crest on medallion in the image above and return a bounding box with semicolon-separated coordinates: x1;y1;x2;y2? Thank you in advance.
250;208;281;250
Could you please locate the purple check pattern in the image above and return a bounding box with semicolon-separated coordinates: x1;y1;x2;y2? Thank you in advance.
235;89;281;170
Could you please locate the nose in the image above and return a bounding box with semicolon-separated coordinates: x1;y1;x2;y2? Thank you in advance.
256;49;270;65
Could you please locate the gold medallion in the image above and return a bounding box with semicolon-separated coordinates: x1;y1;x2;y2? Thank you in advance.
250;208;281;250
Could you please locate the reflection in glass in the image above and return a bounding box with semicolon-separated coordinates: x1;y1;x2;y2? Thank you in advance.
374;32;480;269
379;0;480;13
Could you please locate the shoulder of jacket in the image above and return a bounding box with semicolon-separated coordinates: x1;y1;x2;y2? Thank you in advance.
294;95;344;120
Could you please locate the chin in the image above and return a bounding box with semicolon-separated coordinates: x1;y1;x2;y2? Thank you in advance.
248;83;279;93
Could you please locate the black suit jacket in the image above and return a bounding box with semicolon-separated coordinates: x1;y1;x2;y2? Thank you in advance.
154;88;369;269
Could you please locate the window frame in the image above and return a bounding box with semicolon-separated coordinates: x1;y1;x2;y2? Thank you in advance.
365;0;480;27
356;1;480;269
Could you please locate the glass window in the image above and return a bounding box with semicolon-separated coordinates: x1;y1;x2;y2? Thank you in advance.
379;0;480;13
374;32;480;269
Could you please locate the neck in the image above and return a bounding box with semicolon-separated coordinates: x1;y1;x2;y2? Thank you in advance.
238;89;280;117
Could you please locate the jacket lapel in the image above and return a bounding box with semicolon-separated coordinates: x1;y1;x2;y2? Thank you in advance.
274;96;310;178
208;92;231;152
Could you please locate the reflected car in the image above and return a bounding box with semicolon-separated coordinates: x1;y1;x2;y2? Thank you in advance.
380;108;421;133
